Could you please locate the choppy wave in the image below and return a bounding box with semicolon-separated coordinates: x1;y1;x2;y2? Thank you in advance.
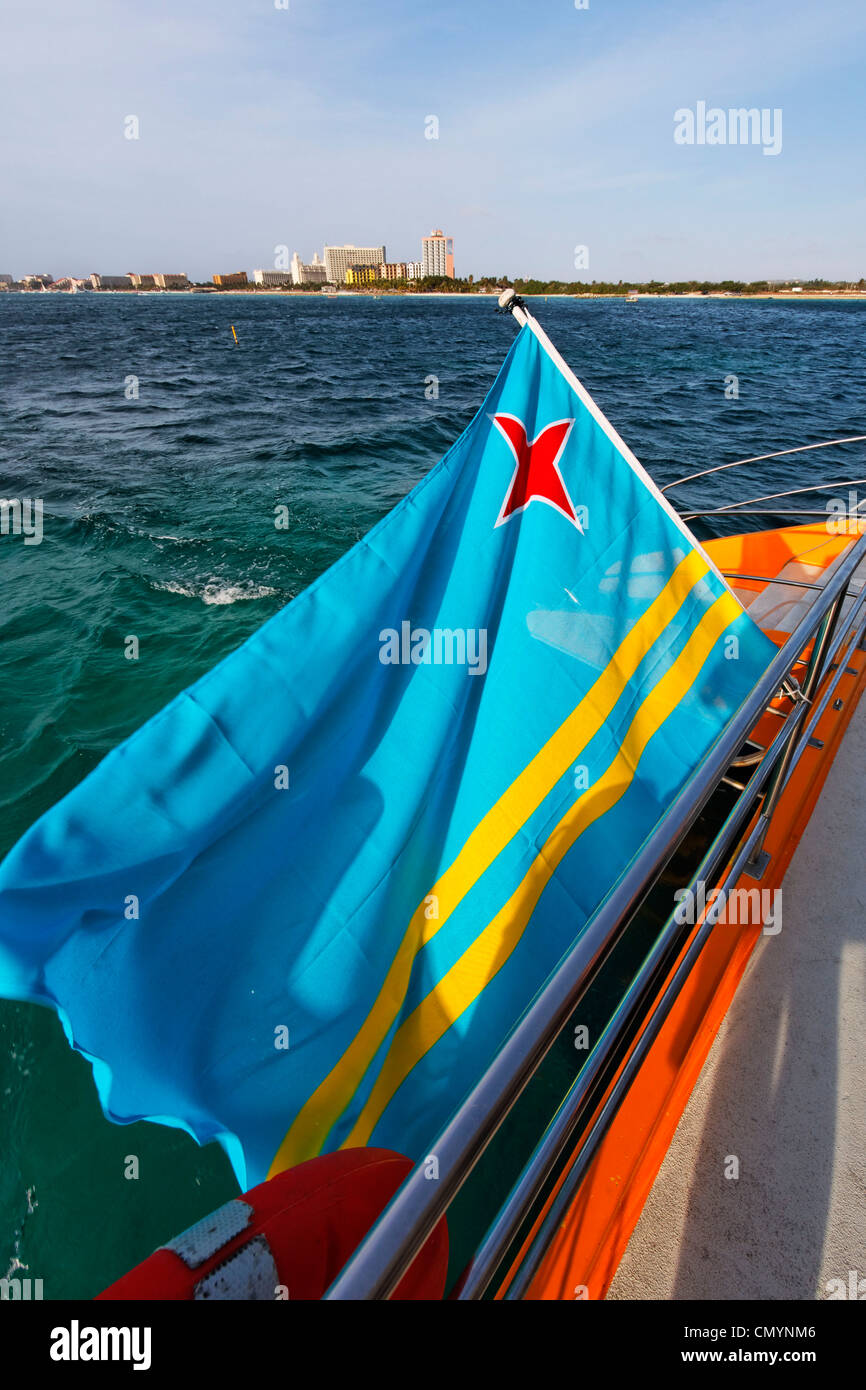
150;578;281;605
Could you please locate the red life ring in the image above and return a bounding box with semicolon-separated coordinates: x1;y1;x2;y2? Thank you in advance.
98;1148;448;1301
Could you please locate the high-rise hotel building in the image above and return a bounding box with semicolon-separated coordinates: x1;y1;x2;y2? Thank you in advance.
290;252;328;285
421;229;454;278
323;244;386;285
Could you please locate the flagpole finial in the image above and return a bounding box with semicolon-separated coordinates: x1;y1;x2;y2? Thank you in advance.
497;288;528;326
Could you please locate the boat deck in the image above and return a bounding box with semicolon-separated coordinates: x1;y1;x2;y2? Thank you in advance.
608;697;866;1301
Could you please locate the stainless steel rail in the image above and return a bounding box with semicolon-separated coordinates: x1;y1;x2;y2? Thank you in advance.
661;437;866;492
456;704;807;1299
684;508;858;518
472;577;866;1299
745;585;847;873
323;527;866;1303
500;815;770;1300
682;479;866;521
724;572;829;591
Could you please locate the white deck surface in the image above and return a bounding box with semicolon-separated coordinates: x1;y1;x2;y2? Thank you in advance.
608;697;866;1301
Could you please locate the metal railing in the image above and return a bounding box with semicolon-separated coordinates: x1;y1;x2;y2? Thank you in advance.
323;524;866;1299
492;567;866;1300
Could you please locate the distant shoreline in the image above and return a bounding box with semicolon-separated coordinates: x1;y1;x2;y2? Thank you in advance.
4;290;865;303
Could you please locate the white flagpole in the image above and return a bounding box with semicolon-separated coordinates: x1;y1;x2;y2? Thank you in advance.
497;289;732;590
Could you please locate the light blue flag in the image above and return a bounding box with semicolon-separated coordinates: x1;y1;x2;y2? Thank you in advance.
0;316;775;1190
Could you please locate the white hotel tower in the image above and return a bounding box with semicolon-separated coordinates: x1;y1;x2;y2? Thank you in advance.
421;229;454;278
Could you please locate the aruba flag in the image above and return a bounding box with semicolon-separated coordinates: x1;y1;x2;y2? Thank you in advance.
0;314;775;1190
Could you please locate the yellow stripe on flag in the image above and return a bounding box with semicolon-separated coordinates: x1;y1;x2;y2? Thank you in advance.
268;549;713;1176
341;590;741;1148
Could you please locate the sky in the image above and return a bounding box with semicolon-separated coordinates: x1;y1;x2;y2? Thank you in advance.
1;0;864;282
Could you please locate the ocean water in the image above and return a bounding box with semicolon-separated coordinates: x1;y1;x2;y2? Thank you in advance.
1;293;864;1296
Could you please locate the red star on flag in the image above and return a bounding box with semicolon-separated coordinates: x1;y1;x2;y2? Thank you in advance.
492;414;583;531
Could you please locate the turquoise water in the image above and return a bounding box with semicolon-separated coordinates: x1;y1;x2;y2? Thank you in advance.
1;294;864;1296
